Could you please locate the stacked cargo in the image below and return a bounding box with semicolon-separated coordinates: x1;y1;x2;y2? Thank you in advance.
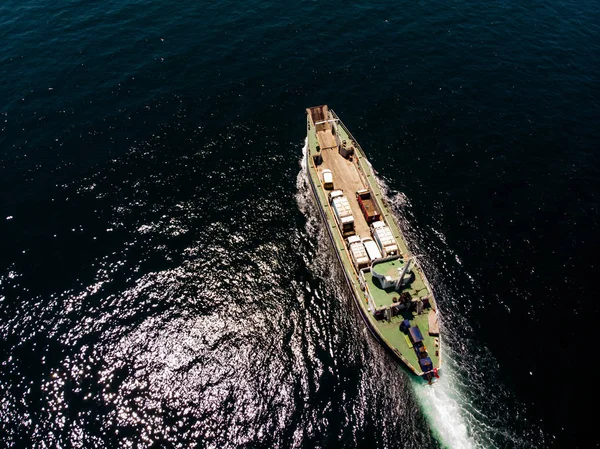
329;190;355;236
406;325;434;378
347;236;369;269
361;237;382;262
370;221;399;257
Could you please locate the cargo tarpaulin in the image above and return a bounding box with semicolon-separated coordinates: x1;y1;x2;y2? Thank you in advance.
400;319;410;333
408;326;424;344
419;357;433;372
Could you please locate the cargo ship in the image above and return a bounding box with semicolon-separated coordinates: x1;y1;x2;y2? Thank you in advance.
305;105;441;382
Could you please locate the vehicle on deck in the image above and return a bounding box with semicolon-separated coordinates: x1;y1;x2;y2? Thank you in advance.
322;169;333;189
362;237;382;263
347;235;369;269
356;189;380;223
370;221;399;257
329;190;355;237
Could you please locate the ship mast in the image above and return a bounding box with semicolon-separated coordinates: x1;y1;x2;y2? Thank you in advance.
395;257;412;290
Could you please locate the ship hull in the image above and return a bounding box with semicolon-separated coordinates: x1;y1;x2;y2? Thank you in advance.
304;105;441;382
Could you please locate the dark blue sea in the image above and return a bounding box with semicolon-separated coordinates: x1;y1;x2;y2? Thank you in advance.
1;0;599;447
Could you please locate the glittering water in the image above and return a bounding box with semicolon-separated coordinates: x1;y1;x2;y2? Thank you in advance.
1;0;599;447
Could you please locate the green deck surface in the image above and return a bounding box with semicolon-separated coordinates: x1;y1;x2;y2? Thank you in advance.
364;270;399;308
306;109;441;377
373;258;403;278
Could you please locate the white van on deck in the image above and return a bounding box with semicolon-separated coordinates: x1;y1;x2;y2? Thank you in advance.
322;169;333;189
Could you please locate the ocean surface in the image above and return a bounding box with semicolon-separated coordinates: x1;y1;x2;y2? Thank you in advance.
1;0;599;448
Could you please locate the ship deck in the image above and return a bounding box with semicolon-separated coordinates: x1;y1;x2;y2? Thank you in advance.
363;263;438;370
365;264;429;309
305;106;441;378
374;311;439;372
317;130;337;151
318;147;371;237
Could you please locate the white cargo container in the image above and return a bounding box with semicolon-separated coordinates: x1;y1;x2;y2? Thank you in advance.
370;221;399;256
362;237;382;262
347;235;369;269
329;190;354;236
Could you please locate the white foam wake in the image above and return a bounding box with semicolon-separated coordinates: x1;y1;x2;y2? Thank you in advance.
412;367;483;448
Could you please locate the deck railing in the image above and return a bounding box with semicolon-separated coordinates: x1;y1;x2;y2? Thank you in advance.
330;110;368;159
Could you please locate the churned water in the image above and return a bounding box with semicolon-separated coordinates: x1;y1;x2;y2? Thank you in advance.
1;0;598;448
